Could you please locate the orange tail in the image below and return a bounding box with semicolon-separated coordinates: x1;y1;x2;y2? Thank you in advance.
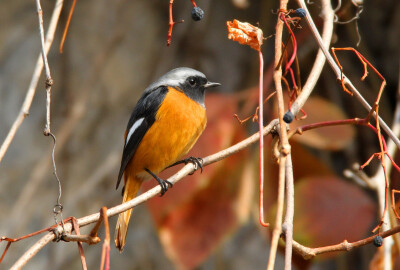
114;175;142;252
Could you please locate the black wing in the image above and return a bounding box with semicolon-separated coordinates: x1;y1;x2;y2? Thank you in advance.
116;86;169;189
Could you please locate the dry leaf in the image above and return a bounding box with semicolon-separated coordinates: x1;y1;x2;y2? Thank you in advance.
227;19;263;51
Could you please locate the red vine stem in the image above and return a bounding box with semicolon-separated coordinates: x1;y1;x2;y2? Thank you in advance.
280;13;297;74
59;0;77;53
258;50;269;227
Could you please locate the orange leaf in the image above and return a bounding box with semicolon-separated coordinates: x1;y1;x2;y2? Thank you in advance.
227;19;263;51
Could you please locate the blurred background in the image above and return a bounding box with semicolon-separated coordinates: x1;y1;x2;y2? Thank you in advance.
0;0;399;269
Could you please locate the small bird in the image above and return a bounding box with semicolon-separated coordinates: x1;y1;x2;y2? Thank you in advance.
115;67;220;251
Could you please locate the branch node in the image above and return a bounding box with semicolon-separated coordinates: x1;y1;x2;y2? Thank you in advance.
45;77;54;88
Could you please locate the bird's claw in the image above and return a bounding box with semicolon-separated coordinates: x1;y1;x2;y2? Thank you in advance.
159;180;173;196
186;157;203;175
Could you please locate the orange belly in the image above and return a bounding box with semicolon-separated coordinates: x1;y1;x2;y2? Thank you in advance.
126;87;207;180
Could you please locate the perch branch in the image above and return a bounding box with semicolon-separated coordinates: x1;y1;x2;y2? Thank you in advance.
10;120;279;269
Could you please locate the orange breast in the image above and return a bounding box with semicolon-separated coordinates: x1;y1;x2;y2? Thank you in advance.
127;87;207;180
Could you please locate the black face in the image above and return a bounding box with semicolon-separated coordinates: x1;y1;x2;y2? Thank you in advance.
180;75;208;107
185;76;208;90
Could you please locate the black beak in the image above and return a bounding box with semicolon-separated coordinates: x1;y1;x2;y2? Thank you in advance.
204;81;221;89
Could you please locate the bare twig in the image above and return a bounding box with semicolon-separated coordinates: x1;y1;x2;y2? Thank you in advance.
258;51;269;227
0;0;64;163
9;120;278;269
267;1;291;269
291;225;400;260
71;218;88;270
283;154;294;270
35;0;54;135
99;208;110;270
36;0;65;239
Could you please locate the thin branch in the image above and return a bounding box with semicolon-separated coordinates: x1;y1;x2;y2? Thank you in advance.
283;154;294;270
10;120;279;269
291;225;400;260
35;0;54;136
71;218;88;270
267;1;291;269
99;208;110;270
0;0;64;163
258;51;269;227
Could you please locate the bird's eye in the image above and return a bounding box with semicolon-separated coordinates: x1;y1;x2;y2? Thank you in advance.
188;77;196;86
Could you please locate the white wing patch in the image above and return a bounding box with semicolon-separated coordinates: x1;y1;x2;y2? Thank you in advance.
125;118;145;146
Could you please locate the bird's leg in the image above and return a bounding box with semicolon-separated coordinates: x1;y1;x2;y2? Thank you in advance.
167;157;203;175
145;168;173;196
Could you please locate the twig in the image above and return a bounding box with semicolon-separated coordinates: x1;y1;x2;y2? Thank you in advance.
59;0;77;53
295;0;400;150
258;51;269;227
283;154;294;270
99;208;110;270
62;235;101;245
35;0;65;239
35;0;54;136
167;0;183;46
291;225;400;260
267;1;291;269
10;120;279;269
71;218;88;270
0;0;64;163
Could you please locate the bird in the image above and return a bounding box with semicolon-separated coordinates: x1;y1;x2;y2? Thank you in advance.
114;67;220;251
